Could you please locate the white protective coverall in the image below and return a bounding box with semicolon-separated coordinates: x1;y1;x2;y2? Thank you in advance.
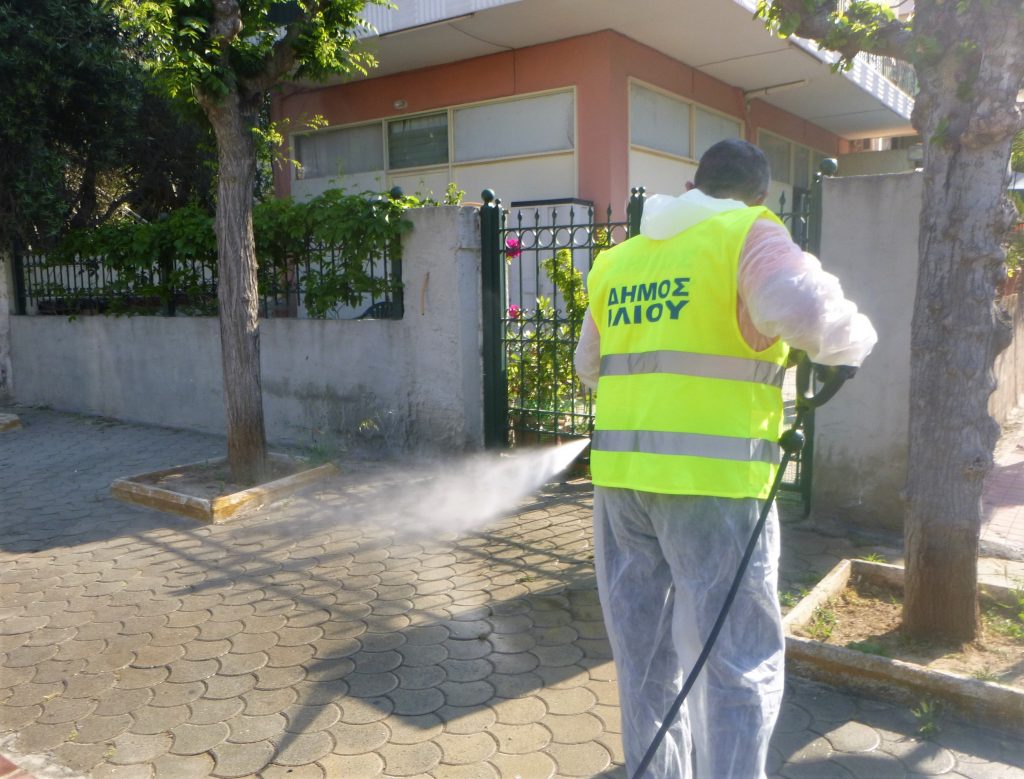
574;189;877;779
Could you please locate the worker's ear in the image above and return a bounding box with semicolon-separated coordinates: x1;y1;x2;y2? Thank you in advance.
685;181;695;192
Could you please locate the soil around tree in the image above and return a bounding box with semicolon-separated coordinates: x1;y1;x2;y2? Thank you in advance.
793;575;1024;688
134;456;305;499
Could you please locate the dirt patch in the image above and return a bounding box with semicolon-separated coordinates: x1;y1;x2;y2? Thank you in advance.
136;458;304;500
793;575;1024;688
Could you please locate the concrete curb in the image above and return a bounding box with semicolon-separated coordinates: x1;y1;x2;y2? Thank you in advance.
783;559;1024;734
111;453;338;522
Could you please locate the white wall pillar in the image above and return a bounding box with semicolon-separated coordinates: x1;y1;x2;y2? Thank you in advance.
811;172;921;530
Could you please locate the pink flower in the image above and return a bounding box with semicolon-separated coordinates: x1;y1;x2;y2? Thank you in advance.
504;237;521;259
508;305;522;320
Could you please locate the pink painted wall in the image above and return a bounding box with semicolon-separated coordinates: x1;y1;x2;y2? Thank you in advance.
273;30;846;215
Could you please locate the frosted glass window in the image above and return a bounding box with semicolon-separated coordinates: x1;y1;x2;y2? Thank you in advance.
630;84;691;159
294;124;383;179
793;145;811;189
453;92;574;163
388;113;449;170
694;108;741;160
759;132;792;184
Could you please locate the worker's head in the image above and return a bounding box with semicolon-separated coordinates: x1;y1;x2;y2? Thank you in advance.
690;139;770;206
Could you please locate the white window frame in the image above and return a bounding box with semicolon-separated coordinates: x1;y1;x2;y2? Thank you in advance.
289;88;579;197
757;129;831;189
627;78;745;164
292;120;386;181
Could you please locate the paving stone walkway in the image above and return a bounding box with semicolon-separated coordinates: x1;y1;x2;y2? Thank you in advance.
1;408;1022;778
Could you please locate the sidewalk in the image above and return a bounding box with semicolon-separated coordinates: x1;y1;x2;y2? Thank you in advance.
1;407;1022;779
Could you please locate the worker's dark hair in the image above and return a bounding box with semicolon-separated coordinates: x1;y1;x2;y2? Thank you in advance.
694;139;771;205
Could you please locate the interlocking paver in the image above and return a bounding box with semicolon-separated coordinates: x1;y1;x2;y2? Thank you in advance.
223;712;286;744
107;731;172;766
4;682;62;708
146;681;204;709
378;741;442;776
16;721;75;752
203;673;258;700
209;739;275;777
187;696;245;725
240;687;297;717
168;721;230;755
3;408;1024;779
92;687;154;716
270;731;333;766
73;713;134;744
128;705;190;735
36;695;97;725
488;750;557;779
151;752;216;779
261;763;324;779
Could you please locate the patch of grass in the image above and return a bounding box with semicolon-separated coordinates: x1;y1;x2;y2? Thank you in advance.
858;552;886;563
778;589;800;608
911;699;941;737
846;639;889;657
808;603;838;641
972;667;1000;682
984;610;1024;641
779;586;811;608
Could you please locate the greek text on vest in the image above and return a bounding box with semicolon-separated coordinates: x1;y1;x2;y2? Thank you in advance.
606;278;689;327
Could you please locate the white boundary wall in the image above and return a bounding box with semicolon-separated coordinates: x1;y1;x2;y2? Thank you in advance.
812;172;1024;530
6;206;485;453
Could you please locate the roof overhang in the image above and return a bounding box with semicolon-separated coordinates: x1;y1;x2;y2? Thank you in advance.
352;0;914;140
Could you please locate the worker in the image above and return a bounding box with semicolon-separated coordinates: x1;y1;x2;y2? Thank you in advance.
574;138;877;778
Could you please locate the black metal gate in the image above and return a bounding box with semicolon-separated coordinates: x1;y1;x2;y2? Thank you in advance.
480;188;645;449
480;162;833;512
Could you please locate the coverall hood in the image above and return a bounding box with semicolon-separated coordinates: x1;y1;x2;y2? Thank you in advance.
640;189;747;241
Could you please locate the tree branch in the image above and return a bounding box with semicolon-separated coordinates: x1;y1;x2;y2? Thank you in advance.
211;0;243;43
766;0;914;63
242;0;334;95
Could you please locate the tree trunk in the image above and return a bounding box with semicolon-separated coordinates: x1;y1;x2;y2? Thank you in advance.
903;1;1023;643
204;90;268;485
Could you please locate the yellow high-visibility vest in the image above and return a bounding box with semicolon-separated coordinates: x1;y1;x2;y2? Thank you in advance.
587;206;789;499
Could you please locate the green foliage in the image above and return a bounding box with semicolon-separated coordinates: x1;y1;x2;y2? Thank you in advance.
112;0;385;105
0;0;215;247
807;603;838;641
755;0;899;69
859;552;886;563
982;579;1024;640
47;189;419;318
846;639;889;656
778;588;808;608
507;248;589;435
443;183;466;207
911;699;941;737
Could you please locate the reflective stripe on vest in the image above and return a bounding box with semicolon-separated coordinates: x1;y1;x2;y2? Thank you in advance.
599;349;785;387
591;429;780;463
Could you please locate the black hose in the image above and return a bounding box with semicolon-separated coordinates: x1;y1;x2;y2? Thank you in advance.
630;440;799;779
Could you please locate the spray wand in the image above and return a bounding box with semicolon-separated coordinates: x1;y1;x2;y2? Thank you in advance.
630;351;856;779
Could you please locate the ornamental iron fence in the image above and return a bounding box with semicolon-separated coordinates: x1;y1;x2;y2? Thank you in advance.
481;161;835;513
